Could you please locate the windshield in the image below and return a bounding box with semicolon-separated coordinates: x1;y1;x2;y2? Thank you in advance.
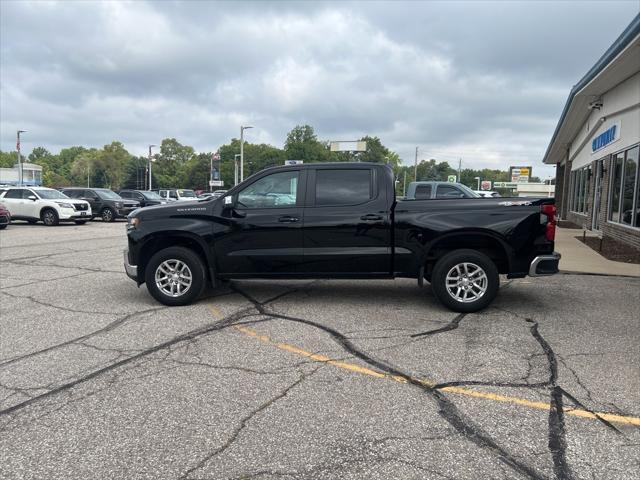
96;189;122;200
142;191;163;200
177;189;196;198
36;189;69;200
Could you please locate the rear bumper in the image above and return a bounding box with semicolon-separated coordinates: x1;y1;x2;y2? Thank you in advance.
124;249;138;281
529;252;561;277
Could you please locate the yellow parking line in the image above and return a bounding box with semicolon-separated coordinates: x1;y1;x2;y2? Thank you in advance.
207;305;223;319
233;325;640;427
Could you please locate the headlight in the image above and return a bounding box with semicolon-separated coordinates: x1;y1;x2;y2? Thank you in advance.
57;202;73;209
127;216;140;231
115;202;123;208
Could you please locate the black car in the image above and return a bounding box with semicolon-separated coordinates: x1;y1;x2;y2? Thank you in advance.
119;189;167;208
124;162;560;313
61;188;140;222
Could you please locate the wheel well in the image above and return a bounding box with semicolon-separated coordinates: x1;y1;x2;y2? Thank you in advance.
425;234;510;276
138;236;210;282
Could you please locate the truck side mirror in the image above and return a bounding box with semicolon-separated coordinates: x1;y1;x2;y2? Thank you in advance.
28;195;37;201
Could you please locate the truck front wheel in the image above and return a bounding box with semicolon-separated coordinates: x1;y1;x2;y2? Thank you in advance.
145;246;206;306
431;249;499;313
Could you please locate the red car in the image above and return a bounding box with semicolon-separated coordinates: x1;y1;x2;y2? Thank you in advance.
0;203;11;230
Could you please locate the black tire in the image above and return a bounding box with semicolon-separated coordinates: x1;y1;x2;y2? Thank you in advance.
145;246;206;306
430;249;499;313
75;220;87;225
41;208;59;226
0;225;6;230
101;208;116;222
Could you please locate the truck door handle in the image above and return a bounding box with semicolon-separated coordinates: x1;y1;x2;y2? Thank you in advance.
360;214;382;221
278;215;299;223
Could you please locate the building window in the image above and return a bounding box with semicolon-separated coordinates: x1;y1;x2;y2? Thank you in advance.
569;165;591;215
608;145;640;228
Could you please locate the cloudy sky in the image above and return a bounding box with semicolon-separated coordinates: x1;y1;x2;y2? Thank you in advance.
1;1;638;177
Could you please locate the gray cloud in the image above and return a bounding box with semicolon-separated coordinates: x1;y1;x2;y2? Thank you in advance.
1;1;638;178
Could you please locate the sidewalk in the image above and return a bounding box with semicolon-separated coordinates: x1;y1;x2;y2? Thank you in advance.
554;227;640;277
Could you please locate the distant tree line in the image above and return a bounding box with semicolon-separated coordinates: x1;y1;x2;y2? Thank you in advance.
0;124;538;193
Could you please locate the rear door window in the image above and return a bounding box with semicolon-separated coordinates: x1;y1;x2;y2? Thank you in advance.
4;189;24;199
415;184;432;199
315;169;372;206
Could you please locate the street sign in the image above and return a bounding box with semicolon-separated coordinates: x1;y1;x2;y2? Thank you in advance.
481;180;492;191
447;175;457;183
212;152;221;161
209;180;224;187
493;182;519;188
285;160;303;165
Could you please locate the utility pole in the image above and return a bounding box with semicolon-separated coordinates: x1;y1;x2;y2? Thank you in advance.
403;170;407;197
17;130;26;186
240;125;253;183
458;158;462;182
234;154;241;186
414;146;418;181
148;144;156;191
87;162;90;187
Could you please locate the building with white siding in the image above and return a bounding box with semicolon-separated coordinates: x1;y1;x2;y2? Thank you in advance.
543;15;640;250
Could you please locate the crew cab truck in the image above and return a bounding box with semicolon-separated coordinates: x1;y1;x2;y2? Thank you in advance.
124;163;560;313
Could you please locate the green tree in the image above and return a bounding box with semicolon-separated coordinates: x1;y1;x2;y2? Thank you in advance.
0;150;18;168
284;125;331;163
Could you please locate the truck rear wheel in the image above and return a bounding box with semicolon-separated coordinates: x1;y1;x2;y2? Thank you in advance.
145;246;206;306
431;249;499;313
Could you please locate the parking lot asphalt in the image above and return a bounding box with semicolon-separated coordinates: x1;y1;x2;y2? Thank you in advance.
0;221;638;480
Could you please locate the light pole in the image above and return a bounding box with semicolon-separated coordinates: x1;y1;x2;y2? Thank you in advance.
474;176;481;191
234;154;241;186
148;144;157;191
414;146;418;181
240;125;253;183
17;130;26;186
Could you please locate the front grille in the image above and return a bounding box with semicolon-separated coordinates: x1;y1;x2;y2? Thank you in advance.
124;203;138;208
74;203;88;211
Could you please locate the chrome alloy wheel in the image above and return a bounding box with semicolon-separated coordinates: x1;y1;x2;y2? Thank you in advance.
155;259;193;297
445;262;488;303
43;211;56;225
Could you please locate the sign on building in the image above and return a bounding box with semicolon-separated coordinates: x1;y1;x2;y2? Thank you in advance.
591;122;620;153
481;180;492;191
509;166;532;183
493;182;519;188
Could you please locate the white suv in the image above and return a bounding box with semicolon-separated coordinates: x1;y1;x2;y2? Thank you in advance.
0;187;92;226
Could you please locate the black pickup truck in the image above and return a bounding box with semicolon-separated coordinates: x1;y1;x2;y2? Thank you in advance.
124;163;560;312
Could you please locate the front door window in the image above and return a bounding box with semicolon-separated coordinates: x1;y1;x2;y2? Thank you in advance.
237;171;298;208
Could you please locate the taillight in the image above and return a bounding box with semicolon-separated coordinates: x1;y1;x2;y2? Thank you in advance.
541;204;557;241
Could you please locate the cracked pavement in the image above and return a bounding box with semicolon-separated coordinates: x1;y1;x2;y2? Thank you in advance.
0;222;639;479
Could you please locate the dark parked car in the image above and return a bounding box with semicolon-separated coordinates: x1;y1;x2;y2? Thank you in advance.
0;203;10;229
119;189;167;208
61;188;139;222
124;163;560;313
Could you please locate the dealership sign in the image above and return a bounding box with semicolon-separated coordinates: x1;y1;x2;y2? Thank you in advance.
592;123;620;153
481;180;492;190
509;166;531;183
